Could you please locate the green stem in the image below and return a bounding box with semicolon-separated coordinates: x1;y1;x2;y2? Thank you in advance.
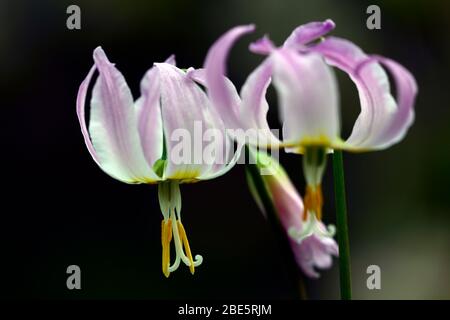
332;150;352;300
245;151;307;299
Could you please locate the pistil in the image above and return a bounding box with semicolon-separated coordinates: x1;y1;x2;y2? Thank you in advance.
159;181;203;277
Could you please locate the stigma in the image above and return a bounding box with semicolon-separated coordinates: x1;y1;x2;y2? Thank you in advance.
159;182;203;278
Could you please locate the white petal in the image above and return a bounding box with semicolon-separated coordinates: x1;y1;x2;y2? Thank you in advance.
157;64;228;181
88;47;160;183
271;48;340;151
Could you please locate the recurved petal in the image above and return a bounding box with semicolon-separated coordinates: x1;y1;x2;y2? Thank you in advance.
283;19;335;49
364;55;417;149
86;47;160;183
312;37;417;150
157;63;225;181
239;58;282;147
271;48;340;150
204;25;255;129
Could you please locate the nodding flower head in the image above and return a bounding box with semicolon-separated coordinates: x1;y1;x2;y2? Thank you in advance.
77;47;242;277
204;20;417;247
203;19;417;153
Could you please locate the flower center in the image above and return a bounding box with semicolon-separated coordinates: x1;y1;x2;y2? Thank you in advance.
158;181;203;277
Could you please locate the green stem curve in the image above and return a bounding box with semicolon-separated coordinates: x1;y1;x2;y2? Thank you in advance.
332;150;352;300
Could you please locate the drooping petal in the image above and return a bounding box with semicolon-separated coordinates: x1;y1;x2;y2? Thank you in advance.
311;37;417;150
77;65;100;165
283;19;335;49
85;47;160;183
204;25;255;129
135;67;164;171
367;55;417;148
157;63;228;181
239;58;282;146
271;48;340;151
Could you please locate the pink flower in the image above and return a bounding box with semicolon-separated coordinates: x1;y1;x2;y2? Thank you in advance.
203;20;417;152
247;151;338;278
201;20;418;236
77;47;241;277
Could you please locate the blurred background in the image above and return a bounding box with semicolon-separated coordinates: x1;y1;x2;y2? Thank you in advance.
0;0;449;299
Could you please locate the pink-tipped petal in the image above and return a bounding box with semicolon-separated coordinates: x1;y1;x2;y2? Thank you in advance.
312;37;417;150
249;35;276;55
271;48;340;149
164;54;176;66
204;25;255;129
283;19;335;49
87;47;159;183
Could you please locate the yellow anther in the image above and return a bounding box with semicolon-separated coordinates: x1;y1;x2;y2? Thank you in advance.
177;221;195;275
304;185;323;220
161;219;173;278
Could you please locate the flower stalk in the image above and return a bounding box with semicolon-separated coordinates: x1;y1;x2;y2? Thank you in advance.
332;150;352;300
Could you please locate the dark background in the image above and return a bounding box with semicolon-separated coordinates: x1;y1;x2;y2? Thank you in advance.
1;0;449;299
